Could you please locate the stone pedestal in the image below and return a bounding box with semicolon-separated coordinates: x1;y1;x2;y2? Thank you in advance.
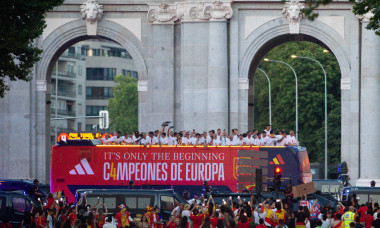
357;18;380;186
207;21;228;130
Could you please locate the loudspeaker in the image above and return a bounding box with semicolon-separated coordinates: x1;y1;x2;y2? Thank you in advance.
256;168;263;194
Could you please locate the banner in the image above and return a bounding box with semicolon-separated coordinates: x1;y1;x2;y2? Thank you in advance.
51;145;308;202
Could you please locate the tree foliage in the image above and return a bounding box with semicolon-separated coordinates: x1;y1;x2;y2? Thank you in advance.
0;0;64;97
302;0;380;35
108;75;138;134
254;41;341;163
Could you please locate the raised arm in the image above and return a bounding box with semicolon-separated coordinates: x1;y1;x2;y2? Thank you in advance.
104;203;108;215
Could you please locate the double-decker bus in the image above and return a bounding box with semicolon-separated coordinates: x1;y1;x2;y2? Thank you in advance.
50;141;311;202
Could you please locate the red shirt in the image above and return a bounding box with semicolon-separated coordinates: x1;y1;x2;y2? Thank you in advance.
115;211;130;228
365;214;375;228
44;198;54;210
334;209;344;220
210;217;220;228
0;223;12;228
257;225;267;228
68;213;77;226
153;213;163;228
190;214;204;228
96;214;106;227
166;221;177;228
238;221;250;228
357;207;368;222
37;216;46;227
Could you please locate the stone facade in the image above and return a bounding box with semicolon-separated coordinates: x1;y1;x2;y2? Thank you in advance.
0;0;379;186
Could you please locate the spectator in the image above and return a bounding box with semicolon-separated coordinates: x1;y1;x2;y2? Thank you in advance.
372;213;380;228
333;214;343;228
257;218;267;228
166;215;178;228
200;217;212;228
371;181;376;187
103;215;117;228
356;216;364;228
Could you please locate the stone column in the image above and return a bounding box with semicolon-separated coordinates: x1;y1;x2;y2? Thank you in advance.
207;20;228;130
357;13;380;186
177;1;232;131
147;4;177;127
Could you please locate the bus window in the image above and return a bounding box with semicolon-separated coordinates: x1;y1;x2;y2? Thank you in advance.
12;197;26;213
356;194;368;203
125;197;137;209
104;197;116;209
137;196;154;209
298;151;310;173
372;194;380;203
161;196;174;212
87;197;101;206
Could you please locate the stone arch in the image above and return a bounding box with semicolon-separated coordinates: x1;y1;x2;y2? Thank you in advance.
240;17;351;81
38;19;148;82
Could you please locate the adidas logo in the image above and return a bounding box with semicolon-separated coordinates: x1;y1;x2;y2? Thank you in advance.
69;158;94;175
269;154;285;165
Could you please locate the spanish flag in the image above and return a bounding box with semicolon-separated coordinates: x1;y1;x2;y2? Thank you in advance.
245;185;255;191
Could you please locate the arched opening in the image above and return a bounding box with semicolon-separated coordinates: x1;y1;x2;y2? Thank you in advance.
247;34;341;178
47;36;139;145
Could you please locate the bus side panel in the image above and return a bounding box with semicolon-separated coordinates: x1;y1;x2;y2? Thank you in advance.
260;147;301;186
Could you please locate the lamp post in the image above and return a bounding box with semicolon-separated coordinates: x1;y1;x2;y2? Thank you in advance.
256;68;272;126
291;55;328;179
264;58;298;140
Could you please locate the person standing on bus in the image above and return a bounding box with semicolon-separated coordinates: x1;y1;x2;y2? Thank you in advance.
113;131;123;145
96;203;108;228
286;130;299;146
115;204;130;228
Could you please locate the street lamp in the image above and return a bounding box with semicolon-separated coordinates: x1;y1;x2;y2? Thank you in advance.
264;58;298;140
291;54;328;179
256;68;272;125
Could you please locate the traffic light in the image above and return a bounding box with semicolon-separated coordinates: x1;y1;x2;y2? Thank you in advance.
274;166;282;187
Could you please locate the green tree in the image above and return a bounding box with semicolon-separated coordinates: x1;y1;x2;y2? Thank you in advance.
302;0;380;35
108;75;138;133
254;41;341;163
0;0;64;97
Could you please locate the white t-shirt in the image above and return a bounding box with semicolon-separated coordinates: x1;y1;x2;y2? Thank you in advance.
47;215;53;228
206;136;212;145
123;137;133;144
181;137;191;145
112;136;123;144
132;135;141;144
160;137;169;145
139;138;147;145
266;136;276;146
236;138;245;146
213;138;221;146
102;137;114;145
146;136;152;145
152;136;159;145
225;138;235;146
168;136;175;145
287;135;299;146
254;138;261;146
243;137;251;145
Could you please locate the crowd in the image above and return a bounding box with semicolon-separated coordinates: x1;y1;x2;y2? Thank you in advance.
98;123;299;147
12;181;380;228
